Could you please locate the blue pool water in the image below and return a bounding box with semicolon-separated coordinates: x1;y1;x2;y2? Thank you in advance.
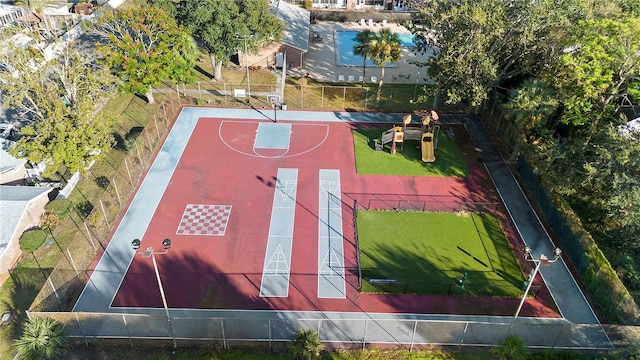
335;30;415;67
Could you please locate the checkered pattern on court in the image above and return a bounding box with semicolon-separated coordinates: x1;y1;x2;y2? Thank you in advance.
176;204;232;236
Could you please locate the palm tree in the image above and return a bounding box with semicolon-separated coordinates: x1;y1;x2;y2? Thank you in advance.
503;79;558;162
368;28;402;106
13;317;67;360
290;328;323;360
353;29;374;87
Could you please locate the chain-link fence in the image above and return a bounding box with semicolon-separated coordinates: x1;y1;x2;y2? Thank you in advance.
27;310;622;351
347;192;498;214
165;81;432;113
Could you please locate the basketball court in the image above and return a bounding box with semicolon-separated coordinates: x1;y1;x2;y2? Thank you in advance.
73;107;561;318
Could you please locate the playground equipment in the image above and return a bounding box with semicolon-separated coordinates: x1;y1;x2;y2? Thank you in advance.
376;111;440;162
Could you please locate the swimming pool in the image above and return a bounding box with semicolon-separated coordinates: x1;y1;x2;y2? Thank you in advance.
335;30;415;67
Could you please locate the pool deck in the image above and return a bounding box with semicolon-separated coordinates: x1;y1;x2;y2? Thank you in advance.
297;21;433;85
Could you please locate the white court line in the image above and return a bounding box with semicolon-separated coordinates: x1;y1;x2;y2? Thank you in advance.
259;168;298;297
318;169;346;298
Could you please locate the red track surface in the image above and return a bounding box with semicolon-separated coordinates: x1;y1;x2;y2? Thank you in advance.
112;116;560;318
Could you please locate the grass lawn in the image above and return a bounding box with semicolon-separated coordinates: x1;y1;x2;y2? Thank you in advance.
352;127;469;177
357;210;523;297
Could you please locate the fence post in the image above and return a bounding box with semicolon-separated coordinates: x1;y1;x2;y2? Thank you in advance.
113;178;122;207
75;313;88;347
48;276;62;305
146;132;153;154
268;319;272;350
365;88;368;110
123;314;134;348
99;200;110;228
551;322;564;349
134;141;142;163
362;319;367;350
409;320;418;351
343;86;346;110
153;115;160;139
124;158;133;184
66;249;79;275
83;222;97;251
162;101;167;122
221;319;227;349
459;322;469;350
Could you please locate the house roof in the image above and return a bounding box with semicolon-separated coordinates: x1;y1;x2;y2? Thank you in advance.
0;4;23;17
0;138;27;175
0;186;52;256
269;0;310;53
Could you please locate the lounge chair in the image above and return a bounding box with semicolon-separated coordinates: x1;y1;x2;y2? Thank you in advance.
382;19;388;27
371;76;378;83
338;75;345;82
360;18;366;26
368;19;374;26
348;75;355;82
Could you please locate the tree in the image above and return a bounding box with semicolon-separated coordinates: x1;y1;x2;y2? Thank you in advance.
503;79;558;162
0;41;117;175
13;317;67;360
353;29;374;87
410;0;575;108
549;18;640;139
368;28;402;106
176;0;284;81
290;329;322;360
92;5;198;104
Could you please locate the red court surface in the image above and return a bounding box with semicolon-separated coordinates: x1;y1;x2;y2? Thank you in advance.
112;115;560;318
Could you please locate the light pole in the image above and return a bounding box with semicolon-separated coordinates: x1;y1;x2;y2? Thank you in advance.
514;246;562;319
236;34;251;102
132;238;176;348
413;68;420;102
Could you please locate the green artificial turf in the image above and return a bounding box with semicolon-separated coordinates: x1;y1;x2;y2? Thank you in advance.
356;210;523;297
352;127;469;177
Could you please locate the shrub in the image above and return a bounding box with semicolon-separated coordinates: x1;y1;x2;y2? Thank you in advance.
490;335;529;360
291;329;323;360
44;199;72;217
13;317;67;360
40;212;59;231
124;127;143;151
19;229;48;253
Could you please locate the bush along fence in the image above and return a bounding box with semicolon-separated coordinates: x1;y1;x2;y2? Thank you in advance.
481;94;640;326
515;158;640;325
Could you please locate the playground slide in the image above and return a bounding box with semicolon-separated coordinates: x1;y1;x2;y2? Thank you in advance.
421;132;436;162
